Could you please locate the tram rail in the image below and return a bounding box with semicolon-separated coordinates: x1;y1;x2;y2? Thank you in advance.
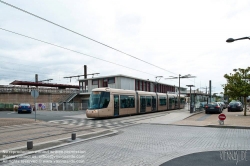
0;109;181;152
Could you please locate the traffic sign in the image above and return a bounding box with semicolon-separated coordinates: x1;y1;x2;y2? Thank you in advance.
31;90;39;98
218;113;226;121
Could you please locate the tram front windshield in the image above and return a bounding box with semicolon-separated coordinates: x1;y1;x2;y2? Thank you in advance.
88;91;110;110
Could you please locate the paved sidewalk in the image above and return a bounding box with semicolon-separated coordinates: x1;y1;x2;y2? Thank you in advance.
135;107;250;129
136;109;201;124
173;109;250;128
2;124;250;166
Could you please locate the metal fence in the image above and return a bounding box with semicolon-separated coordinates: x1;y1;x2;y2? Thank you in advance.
58;102;85;111
0;103;14;111
0;102;86;111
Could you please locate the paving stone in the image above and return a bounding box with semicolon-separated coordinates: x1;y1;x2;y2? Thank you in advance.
2;124;250;166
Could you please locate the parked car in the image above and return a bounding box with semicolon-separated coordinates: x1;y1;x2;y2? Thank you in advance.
215;102;223;110
205;102;222;114
18;103;32;114
228;102;243;112
217;102;226;109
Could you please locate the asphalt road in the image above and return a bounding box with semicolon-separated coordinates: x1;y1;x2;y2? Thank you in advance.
161;150;250;166
0;110;86;121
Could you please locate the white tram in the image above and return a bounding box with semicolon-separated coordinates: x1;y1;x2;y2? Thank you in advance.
86;88;186;118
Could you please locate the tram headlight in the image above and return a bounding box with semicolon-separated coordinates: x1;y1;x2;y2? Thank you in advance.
91;110;98;113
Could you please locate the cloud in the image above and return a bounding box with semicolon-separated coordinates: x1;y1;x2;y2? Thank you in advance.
1;0;250;94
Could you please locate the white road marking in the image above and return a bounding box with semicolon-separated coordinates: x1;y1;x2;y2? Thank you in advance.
7;112;16;114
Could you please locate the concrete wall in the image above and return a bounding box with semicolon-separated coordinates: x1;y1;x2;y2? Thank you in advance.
120;77;135;90
0;92;68;104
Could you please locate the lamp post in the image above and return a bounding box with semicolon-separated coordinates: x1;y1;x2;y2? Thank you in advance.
166;74;196;109
226;36;250;43
186;85;195;113
155;76;163;92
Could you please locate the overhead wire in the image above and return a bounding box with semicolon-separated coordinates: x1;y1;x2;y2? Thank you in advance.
0;1;197;87
0;29;187;87
0;28;159;78
0;0;178;76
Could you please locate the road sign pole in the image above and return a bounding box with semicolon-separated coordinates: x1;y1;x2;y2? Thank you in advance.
31;90;39;121
35;97;36;121
218;113;226;125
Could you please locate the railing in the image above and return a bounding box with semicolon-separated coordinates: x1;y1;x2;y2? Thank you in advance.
79;89;89;93
0;86;80;94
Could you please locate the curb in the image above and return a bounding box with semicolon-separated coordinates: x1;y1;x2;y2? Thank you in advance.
166;124;250;130
205;125;250;129
182;110;204;120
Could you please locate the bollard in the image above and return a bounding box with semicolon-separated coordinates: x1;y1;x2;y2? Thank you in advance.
72;133;76;140
27;140;33;150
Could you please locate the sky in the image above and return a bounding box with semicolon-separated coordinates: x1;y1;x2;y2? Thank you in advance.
0;0;250;94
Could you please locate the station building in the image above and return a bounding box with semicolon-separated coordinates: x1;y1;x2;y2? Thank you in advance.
78;74;187;109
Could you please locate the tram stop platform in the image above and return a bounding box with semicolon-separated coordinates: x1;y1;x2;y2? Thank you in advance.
173;109;250;128
137;108;250;129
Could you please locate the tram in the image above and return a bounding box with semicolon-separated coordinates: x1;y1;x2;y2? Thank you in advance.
86;88;186;118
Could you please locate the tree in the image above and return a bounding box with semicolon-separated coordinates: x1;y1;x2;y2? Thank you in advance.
223;67;250;116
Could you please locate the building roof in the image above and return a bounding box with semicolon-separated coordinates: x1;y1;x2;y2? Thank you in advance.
79;74;186;89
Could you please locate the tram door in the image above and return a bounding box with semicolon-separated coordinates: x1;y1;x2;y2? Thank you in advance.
140;96;146;113
114;95;119;116
152;96;156;111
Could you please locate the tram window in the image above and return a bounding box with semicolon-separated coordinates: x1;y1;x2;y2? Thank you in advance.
146;96;151;107
159;97;166;106
120;95;135;108
180;98;185;104
89;91;110;109
140;96;146;107
169;97;174;104
130;98;135;108
99;92;110;108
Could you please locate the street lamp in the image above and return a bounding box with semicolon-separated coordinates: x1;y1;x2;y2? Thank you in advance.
186;85;195;113
226;36;250;43
155;76;163;92
166;74;196;109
